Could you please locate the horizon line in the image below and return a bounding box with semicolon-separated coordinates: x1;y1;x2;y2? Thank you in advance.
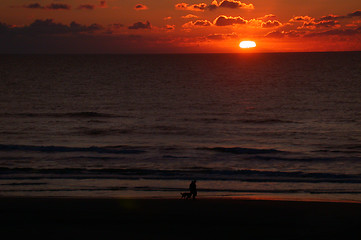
1;50;361;55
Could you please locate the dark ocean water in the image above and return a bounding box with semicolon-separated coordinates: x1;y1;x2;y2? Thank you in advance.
1;52;361;201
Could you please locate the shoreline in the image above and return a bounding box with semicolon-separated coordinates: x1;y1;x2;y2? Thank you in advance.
1;196;360;239
1;193;361;204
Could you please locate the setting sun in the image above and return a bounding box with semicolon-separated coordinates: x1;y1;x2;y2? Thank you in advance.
239;41;257;49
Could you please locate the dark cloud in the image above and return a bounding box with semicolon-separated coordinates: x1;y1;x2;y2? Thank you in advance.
290;15;340;29
134;4;148;10
99;1;108;8
305;27;361;37
348;10;361;17
24;3;43;9
77;4;96;10
47;3;71;10
128;21;151;30
319;10;361;21
182;20;212;28
319;15;342;21
0;19;102;35
213;15;247;26
175;3;208;11
303;20;339;28
23;3;71;10
77;1;107;10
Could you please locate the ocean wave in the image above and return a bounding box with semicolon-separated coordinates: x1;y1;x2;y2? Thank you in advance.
314;144;361;154
0;144;146;154
0;112;124;119
250;155;360;162
184;117;296;124
0;182;47;186
1;167;360;183
73;127;133;136
201;147;285;154
236;118;296;124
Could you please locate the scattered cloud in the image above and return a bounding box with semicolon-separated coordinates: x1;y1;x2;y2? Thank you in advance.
304;27;361;37
128;21;151;30
319;14;342;21
77;1;108;10
175;3;208;12
163;24;176;31
290;15;340;29
23;3;71;10
303;20;340;29
108;23;124;29
319;10;361;21
289;10;361;30
23;3;43;9
261;20;282;28
78;4;96;10
289;16;315;23
213;15;247;26
265;10;361;39
134;4;148;11
183;20;212;28
259;14;278;21
193;20;212;26
181;14;281;28
45;3;71;10
209;0;254;10
175;1;254;11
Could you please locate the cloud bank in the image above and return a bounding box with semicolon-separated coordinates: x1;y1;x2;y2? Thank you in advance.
175;0;254;11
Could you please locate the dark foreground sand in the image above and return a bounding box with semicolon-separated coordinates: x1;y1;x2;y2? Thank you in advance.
1;197;361;239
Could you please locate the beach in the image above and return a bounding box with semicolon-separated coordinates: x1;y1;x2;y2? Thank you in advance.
1;197;360;239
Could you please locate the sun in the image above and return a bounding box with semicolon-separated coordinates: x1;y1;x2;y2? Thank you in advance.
239;41;256;49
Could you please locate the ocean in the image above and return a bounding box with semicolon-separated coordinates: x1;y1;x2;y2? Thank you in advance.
1;52;361;202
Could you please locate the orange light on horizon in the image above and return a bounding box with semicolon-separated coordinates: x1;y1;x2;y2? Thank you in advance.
239;41;256;49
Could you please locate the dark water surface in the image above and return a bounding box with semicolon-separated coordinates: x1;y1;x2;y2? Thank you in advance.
1;52;361;201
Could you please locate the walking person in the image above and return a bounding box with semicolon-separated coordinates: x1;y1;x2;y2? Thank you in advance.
189;180;197;200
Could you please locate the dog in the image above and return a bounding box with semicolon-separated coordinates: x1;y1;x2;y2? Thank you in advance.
180;192;192;200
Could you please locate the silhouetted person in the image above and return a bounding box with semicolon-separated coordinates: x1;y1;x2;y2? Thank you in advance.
189;180;197;200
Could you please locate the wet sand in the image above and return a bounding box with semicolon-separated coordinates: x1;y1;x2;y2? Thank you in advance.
1;197;361;239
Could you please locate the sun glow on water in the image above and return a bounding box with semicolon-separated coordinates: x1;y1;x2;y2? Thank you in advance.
239;41;256;49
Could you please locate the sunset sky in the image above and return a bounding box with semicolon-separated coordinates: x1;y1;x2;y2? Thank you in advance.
1;0;361;53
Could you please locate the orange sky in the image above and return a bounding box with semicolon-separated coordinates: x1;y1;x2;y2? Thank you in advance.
1;0;361;53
